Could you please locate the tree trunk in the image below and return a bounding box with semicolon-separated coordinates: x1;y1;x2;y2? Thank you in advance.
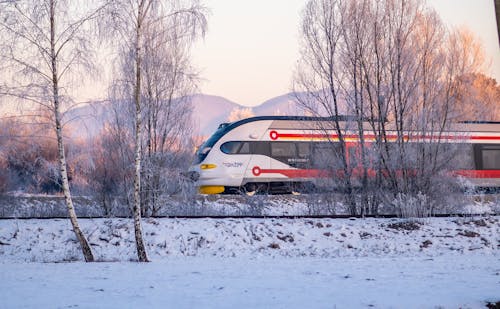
50;0;94;262
133;2;149;262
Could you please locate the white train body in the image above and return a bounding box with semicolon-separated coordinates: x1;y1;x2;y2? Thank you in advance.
187;116;500;194
195;119;272;190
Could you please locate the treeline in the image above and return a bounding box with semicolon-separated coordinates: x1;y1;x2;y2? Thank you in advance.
0;113;197;216
293;0;499;216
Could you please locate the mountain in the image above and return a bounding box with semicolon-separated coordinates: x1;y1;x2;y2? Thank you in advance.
189;94;241;137
191;93;307;136
64;93;310;138
252;93;305;116
64;100;112;140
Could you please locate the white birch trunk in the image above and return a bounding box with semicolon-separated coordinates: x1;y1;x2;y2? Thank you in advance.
132;0;149;262
49;0;94;262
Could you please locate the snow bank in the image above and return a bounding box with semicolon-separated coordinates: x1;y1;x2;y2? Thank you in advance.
0;216;498;262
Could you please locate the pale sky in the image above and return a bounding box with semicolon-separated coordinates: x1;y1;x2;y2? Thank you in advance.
191;0;500;107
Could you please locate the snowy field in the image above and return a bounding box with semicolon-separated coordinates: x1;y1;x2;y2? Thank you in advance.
0;216;499;308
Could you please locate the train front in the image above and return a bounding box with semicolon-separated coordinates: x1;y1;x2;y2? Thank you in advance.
186;122;241;194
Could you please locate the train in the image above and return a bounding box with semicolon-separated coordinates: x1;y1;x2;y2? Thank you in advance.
187;116;500;194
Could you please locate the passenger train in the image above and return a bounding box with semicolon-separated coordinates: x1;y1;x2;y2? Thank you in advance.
187;116;500;194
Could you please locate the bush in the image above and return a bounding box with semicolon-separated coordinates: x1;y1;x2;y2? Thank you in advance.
392;192;433;218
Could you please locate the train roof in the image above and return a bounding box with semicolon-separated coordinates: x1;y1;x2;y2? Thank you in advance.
217;115;375;132
210;116;362;147
218;115;366;128
217;116;500;134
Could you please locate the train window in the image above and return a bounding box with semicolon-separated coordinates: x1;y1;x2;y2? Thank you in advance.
251;141;270;156
271;142;296;157
220;142;240;154
239;142;250;154
220;141;249;154
481;145;500;169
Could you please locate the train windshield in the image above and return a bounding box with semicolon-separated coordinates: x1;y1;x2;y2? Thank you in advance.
193;123;230;164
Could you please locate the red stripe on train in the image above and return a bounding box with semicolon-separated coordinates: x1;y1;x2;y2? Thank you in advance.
252;166;500;179
269;131;500;141
253;168;330;178
452;170;500;178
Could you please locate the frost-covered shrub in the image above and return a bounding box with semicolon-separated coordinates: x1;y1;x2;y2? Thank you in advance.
392;192;433;218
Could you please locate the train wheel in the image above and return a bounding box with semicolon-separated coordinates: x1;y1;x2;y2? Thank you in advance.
242;183;255;196
242;183;268;196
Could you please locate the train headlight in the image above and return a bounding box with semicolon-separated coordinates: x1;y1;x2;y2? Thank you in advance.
200;163;217;170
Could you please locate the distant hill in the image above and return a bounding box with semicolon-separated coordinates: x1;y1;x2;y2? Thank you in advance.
64;93;312;138
64;100;112;140
189;94;241;136
252;93;306;116
192;93;308;136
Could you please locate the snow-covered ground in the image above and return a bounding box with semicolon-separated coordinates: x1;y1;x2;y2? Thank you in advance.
1;216;499;308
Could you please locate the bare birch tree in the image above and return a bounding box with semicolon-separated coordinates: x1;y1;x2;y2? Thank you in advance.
0;0;107;261
294;0;359;214
294;0;486;215
108;0;207;261
141;13;202;216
